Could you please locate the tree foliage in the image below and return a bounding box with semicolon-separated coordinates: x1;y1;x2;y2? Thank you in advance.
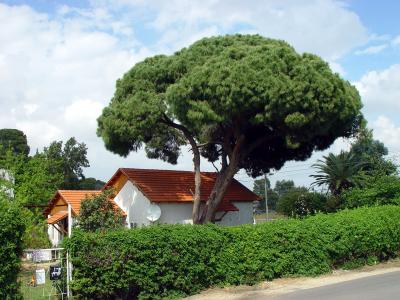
0;200;25;298
342;175;400;208
274;180;295;197
0;128;30;157
77;189;125;232
349;127;397;179
44;137;90;189
76;177;106;190
311;152;364;195
276;187;327;217
98;34;363;222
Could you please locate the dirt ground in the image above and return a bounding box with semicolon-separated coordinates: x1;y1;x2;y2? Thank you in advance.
184;259;400;300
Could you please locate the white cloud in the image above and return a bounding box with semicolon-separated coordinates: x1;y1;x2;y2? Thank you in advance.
64;99;103;125
372;116;400;151
355;44;387;55
392;35;400;46
23;103;39;116
0;1;373;185
354;64;400;114
97;0;368;61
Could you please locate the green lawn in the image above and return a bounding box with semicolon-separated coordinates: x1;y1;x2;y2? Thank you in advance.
254;211;287;223
19;262;62;300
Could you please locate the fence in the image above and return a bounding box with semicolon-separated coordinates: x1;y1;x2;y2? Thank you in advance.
21;248;69;299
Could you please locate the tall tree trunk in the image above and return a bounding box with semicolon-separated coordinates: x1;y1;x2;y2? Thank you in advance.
191;145;202;224
199;135;244;223
161;115;202;224
201;162;239;223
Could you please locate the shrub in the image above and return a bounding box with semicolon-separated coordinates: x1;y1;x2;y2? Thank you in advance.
342;176;400;208
0;200;25;299
65;206;400;299
277;188;327;216
77;189;125;232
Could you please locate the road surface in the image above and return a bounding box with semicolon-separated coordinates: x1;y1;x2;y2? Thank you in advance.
185;262;400;300
247;270;400;300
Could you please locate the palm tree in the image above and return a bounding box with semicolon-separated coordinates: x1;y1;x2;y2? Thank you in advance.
311;151;364;195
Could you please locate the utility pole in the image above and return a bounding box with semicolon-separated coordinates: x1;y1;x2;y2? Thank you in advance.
264;173;269;222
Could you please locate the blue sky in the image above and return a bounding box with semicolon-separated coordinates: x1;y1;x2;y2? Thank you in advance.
0;0;399;188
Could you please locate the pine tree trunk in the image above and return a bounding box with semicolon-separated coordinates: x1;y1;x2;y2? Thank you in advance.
192;149;202;224
202;166;237;222
200;135;244;223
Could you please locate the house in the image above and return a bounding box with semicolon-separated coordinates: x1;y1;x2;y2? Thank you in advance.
104;168;260;228
45;168;260;246
45;190;102;246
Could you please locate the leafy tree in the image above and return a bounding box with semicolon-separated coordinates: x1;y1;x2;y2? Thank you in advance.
0;128;30;158
350;127;397;179
77;189;125;232
342;175;400;208
0;199;25;298
44;137;90;189
21;209;51;249
12;152;63;207
311;152;364;195
274;180;295;197
277;187;327;217
252;178;279;212
97;34;363;223
76;177;105;190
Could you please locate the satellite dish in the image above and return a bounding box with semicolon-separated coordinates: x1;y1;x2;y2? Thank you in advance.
146;203;161;222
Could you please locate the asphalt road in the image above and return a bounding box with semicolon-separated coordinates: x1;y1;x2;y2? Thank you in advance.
251;270;400;300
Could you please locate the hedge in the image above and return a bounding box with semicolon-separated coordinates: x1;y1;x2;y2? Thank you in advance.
0;201;25;299
65;206;400;299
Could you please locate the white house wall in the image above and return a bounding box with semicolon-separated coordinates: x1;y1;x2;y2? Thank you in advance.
216;201;254;226
115;180;255;226
48;224;61;246
158;203;193;224
113;180;152;227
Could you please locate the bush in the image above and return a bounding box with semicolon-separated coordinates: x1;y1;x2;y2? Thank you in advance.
277;188;327;217
77;189;125;232
65;206;400;299
342;176;400;208
0;201;25;299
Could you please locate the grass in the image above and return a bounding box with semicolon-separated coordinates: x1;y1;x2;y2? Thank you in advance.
19;262;63;300
254;210;287;223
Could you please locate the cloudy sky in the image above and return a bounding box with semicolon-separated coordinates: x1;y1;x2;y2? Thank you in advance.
1;0;399;189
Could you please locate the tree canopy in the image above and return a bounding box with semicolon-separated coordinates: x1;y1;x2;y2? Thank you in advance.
77;189;125;232
44;137;90;189
98;34;363;222
349;127;397;178
0;129;30;157
311;151;364;195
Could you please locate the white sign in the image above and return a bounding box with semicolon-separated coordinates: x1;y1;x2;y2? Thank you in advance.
35;269;46;285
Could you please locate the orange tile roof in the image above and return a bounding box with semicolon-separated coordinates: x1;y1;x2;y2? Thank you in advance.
44;190;125;216
58;190;102;215
47;211;68;224
105;168;260;211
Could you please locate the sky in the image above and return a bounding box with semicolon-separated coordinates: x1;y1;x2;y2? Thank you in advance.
0;0;399;190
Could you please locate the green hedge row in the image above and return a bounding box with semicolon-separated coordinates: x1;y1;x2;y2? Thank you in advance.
65;206;400;299
0;201;25;299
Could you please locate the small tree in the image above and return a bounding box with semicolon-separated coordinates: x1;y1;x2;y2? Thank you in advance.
274;180;295;197
98;34;363;223
0;128;30;157
277;188;327;217
311;151;364;195
77;189;125;232
0;200;25;298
